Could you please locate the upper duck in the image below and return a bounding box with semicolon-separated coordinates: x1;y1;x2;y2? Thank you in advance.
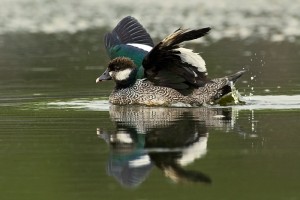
98;16;154;81
96;18;245;106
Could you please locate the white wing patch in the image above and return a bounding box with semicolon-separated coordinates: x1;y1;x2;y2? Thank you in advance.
114;68;133;81
176;47;207;73
176;133;208;166
127;43;153;52
129;155;151;167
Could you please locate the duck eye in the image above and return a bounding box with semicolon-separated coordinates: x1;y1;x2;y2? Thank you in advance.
114;65;120;71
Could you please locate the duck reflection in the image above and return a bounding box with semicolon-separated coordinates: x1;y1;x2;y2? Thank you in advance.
97;106;235;188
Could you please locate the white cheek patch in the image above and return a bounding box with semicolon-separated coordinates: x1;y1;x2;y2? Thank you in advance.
115;68;132;81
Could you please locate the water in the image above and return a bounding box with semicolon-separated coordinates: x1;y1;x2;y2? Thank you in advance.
1;0;300;199
2;0;300;42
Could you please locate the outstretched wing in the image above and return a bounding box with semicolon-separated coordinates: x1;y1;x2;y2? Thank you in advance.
142;28;211;92
104;16;154;55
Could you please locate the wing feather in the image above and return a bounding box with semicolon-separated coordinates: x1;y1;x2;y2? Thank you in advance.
104;16;154;52
142;27;211;92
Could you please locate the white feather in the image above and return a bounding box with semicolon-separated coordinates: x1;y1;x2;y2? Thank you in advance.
177;133;208;166
112;132;133;143
115;68;132;81
176;47;207;73
127;43;152;52
129;155;151;167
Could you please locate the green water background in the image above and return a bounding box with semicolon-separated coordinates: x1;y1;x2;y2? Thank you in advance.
1;18;300;200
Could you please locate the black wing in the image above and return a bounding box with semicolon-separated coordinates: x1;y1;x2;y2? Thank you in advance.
142;28;211;92
104;16;154;50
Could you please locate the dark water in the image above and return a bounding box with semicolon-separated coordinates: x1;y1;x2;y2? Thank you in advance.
1;29;300;200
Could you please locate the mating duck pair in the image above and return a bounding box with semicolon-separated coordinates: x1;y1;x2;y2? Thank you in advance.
96;16;245;107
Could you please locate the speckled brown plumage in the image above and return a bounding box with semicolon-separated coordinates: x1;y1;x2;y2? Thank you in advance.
108;78;229;106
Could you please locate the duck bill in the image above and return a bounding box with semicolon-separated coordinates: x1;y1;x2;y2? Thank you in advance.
96;68;112;83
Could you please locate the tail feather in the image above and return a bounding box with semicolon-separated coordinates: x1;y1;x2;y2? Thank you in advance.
227;70;246;83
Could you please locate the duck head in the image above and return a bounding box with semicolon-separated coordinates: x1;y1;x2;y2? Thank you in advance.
96;57;138;88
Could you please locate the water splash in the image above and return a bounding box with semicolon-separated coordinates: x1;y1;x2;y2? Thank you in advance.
232;95;300;110
244;50;266;97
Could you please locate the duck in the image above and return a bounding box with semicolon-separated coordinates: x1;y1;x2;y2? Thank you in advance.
99;16;154;80
96;19;245;107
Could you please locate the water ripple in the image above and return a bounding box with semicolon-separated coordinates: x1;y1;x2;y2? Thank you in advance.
47;99;110;111
46;95;300;111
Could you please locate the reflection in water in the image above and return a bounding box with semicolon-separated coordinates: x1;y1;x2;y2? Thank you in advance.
97;106;243;188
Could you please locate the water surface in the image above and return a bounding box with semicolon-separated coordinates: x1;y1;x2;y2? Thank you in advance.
1;1;300;199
